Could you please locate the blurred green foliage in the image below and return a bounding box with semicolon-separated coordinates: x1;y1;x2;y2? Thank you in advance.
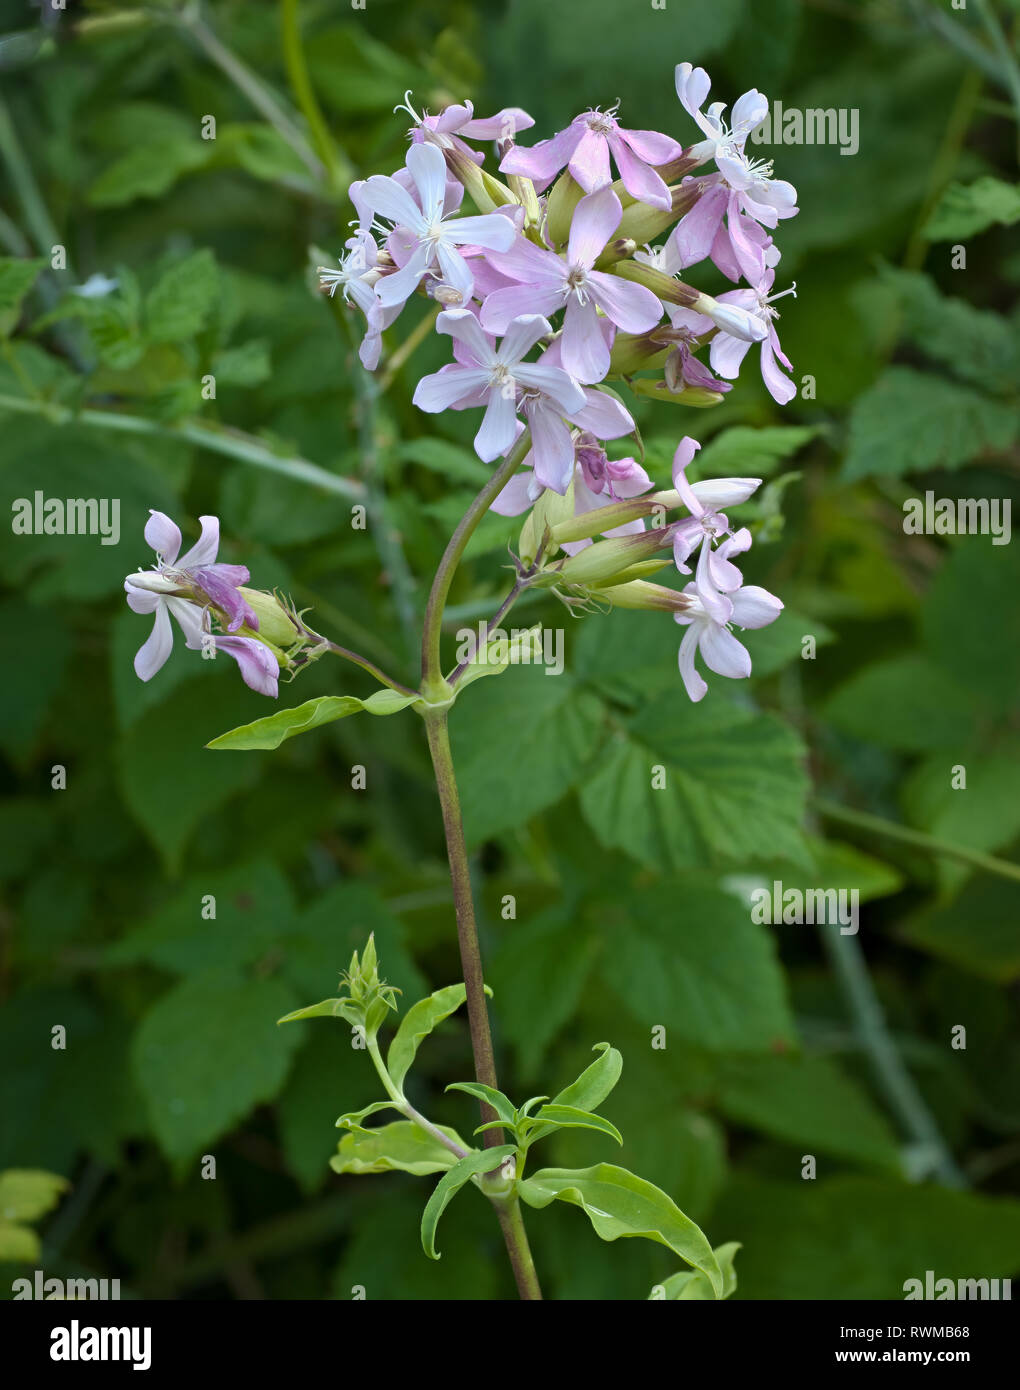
0;0;1018;1300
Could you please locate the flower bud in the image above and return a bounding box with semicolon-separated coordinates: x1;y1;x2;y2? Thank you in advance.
607;328;672;375
611;259;700;307
519;481;577;564
588;558;673;588
443;143;516;213
630;378;725;407
556;528;669;586
545;171;584;246
593;579;692;611
237;588;303;648
614;178;702;246
694;294;769;343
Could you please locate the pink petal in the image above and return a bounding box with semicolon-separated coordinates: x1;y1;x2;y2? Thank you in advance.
699;622;751;680
567;127;612;192
610;135;672;211
489;472;538;517
133;602;173;681
512;362;586;414
480;282;564;334
177;515;220;570
587;270;661;334
567;187;621;267
560;296;609;384
528;402;576;494
677;623;708;702
499;124;582;190
474;388;518;462
360;173;423;229
569;388;634;437
413;364;490;411
406;142;447;222
144;511;182;563
460;107;535;139
619;127;684;165
729;584;783;629
669;185;727;267
444;213;518;252
497;313;552;365
216;636;280;698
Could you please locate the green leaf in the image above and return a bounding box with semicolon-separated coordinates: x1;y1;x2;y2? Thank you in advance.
528;1105;623;1145
490;908;599;1077
843;367;1017;480
858;265;1018;392
131;968;302;1165
717;1054;902;1169
824;654;975;751
696;425;821;479
145;249;220;344
331;1121;467;1177
335;1100;402;1134
714;1175;1020;1298
208;688;420;750
924;177;1020;241
212;339;271;388
899;876;1020;984
420;1145;516;1259
518;1163;723;1297
88;138;208;208
526;1042;622;1145
0;257;46;335
447;1081;518;1125
386;983;472;1091
455;626;546;692
116;674;263;873
652;1242;740;1300
579;692;809;870
395;436;490;487
0;1169;69;1223
0;1222;41;1262
452;667;607;845
278;997;360;1026
599;883;794;1052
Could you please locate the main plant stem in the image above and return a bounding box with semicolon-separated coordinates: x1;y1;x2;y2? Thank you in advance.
419;434;543;1298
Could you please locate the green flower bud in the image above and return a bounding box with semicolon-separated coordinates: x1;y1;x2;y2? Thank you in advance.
594;579;693;611
556;528;668;586
237;587;303;648
545;171;584;246
611;260;701;307
443;143;516;213
520;481;577;564
607;328;672;376
630;379;725;408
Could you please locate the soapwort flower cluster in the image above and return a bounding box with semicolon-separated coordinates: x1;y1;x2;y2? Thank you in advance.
316;63;798;701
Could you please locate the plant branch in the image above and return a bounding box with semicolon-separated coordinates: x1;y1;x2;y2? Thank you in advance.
0;392;364;499
819;926;967;1188
280;0;348;186
420;434;530;692
315;636;418;697
814;796;1020;884
366;1038;469;1161
176;4;326;182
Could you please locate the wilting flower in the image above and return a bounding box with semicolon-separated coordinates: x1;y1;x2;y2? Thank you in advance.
124;511;279;697
358;143;516;307
481;188;663;383
499;105;683;209
413;309;585;462
675;580;783;702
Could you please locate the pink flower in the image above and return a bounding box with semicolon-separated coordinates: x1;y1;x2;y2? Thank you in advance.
399;92;535;163
481;188;662;383
675;580;783;702
124;511;279;697
358;143;516;308
318;233;398;371
499;105;682;210
709;269;797;404
412;309;585;463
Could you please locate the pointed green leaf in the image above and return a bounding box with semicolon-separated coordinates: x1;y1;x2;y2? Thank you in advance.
335;1100;402;1133
387;983;484;1091
331;1121;467;1177
420;1146;516;1259
277;997;359;1026
446;1081;517;1125
208;689;420;751
652;1242;741;1300
529;1105;623;1145
518;1163;722;1297
527;1042;622;1144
